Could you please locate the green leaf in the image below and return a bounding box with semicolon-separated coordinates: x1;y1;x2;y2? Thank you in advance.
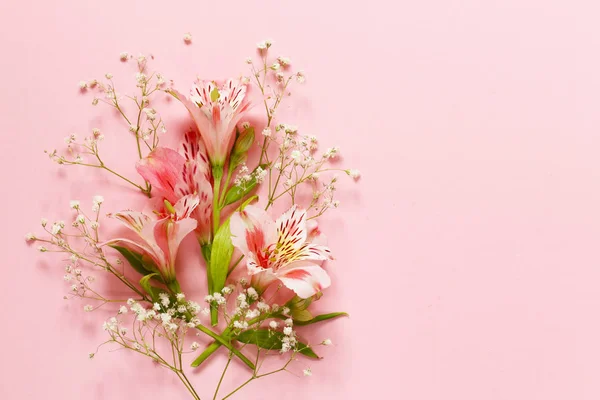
293;312;349;326
236;329;319;358
286;295;315;322
291;308;313;322
209;220;233;325
222;165;266;207
236;329;281;350
237;195;258;211
109;245;154;277
140;273;162;301
297;343;320;359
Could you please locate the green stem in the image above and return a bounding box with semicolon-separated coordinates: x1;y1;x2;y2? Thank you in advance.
218;167;234;208
212;165;224;236
195;324;255;370
191;311;272;368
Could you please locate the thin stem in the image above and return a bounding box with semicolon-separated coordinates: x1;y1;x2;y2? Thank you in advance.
213;353;233;400
220;358;293;400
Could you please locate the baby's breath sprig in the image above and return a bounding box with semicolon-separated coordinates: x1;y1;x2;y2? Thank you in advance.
246;44;359;217
46;53;169;197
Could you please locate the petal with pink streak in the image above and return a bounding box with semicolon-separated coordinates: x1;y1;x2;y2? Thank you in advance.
306;219;328;246
275;205;308;251
170;88;215;159
173;194;200;220
152;217;197;281
136;147;186;204
230;205;276;257
100;237;157;266
181;129;209;171
276;261;331;298
250;269;278;294
110;210;151;233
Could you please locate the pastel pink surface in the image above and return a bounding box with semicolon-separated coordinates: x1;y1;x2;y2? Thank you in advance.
2;0;600;399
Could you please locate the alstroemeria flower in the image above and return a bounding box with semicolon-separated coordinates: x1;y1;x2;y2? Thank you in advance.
170;78;250;167
230;205;333;298
136;130;213;244
103;194;199;283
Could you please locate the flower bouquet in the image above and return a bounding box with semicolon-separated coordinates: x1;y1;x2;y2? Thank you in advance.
27;39;359;399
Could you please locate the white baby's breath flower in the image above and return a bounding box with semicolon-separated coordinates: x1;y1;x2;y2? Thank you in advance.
269;321;279;329
70;200;80;209
79;81;88;89
322;339;332;346
191;342;199;350
283;326;293;336
93;195;104;205
277;56;291;66
257;302;270;312
303;368;312;376
183;32;192;43
84;305;94;312
347;169;361;179
120;52;129;61
25;232;36;241
246;287;258;300
51;223;62;235
233;321;249;330
118;306;128;314
221;286;233;295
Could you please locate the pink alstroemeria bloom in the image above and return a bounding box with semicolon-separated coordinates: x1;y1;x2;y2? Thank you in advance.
103;194;199;283
170;78;250;167
230;205;333;298
136;130;213;244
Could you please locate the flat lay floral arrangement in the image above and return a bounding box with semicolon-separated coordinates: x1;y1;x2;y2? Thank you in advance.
26;38;359;400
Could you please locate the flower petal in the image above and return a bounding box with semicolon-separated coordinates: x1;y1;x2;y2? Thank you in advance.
104;211;167;268
136;147;187;203
173;194;200;220
110;210;151;233
230;205;276;257
273;206;333;263
170;88;215;159
276;261;331;298
275;205;307;250
153;217;197;282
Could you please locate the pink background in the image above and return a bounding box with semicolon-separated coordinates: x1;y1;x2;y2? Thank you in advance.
2;0;600;398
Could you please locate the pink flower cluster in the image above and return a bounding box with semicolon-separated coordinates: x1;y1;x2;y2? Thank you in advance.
29;40;359;400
